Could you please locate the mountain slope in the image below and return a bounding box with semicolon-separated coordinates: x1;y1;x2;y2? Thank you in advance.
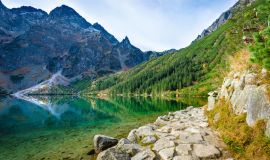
0;1;148;93
86;0;269;96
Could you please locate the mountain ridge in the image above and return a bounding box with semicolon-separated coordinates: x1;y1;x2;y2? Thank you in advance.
0;1;150;93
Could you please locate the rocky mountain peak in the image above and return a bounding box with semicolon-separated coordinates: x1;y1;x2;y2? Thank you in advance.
121;36;131;45
50;5;77;16
49;5;91;28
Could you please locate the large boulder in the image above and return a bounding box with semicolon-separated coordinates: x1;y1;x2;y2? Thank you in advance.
94;135;118;153
245;85;270;126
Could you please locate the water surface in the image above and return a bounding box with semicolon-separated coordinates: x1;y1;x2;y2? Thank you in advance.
0;95;205;160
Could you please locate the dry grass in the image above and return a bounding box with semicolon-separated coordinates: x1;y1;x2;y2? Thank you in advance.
206;99;270;160
227;49;251;73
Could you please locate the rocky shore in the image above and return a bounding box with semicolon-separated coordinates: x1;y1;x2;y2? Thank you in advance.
91;106;232;160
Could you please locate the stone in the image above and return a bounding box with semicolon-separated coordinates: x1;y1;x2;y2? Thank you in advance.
178;133;203;144
184;127;200;134
164;135;177;140
208;94;216;111
158;147;175;160
262;68;268;78
94;135;118;153
131;149;156;160
117;139;142;156
173;155;194;160
136;126;155;138
127;129;137;142
245;85;270;126
199;122;209;128
193;144;221;159
155;117;170;126
153;138;175;152
175;144;192;155
156;126;172;133
141;135;157;145
97;147;130;160
244;73;256;85
186;106;194;111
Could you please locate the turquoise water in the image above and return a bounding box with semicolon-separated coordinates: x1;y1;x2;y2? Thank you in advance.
0;95;205;160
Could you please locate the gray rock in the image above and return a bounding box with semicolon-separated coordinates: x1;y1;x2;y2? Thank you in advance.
116;139;142;156
208;94;216;111
153;138;175;152
97;147;130;160
178;133;203;144
94;135;118;153
127;129;137;142
245;85;270;126
175;144;192;155
136;126;155;138
158;147;175;160
141;135;157;145
193;144;221;159
262;68;268;78
184;127;200;134
131;149;156;160
244;73;256;85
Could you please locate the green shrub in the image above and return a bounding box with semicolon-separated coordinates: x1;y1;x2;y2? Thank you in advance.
249;26;270;70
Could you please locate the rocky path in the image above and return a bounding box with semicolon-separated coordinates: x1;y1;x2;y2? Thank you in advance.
94;107;231;160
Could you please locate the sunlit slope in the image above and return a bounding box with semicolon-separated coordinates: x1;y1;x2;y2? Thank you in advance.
86;0;270;96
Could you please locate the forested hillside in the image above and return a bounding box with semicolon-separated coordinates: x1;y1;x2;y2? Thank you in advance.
85;0;270;96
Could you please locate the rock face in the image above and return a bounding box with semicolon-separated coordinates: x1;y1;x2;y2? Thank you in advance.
94;135;118;153
0;1;148;93
95;107;230;160
209;70;270;137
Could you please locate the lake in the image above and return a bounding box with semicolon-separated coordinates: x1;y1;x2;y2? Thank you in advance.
0;95;206;160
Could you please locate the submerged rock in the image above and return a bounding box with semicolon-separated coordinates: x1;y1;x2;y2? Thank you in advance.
94;135;118;153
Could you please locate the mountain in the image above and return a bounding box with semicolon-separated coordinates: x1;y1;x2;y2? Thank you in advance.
0;1;148;93
86;0;268;96
195;0;256;41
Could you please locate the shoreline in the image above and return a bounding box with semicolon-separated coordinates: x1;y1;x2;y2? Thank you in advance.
91;106;231;160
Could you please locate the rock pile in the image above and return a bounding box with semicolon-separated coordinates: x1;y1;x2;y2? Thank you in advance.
94;107;230;160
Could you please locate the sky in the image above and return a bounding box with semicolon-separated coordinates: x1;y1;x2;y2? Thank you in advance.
2;0;238;51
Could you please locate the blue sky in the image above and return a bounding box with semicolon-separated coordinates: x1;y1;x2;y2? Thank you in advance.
2;0;237;51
